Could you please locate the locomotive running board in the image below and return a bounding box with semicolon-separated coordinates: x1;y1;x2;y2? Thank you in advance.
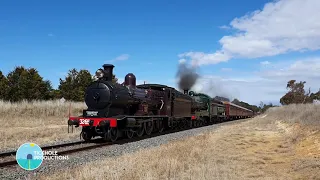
122;115;169;119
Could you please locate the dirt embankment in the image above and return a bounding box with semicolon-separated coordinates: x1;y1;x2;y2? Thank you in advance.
38;104;320;180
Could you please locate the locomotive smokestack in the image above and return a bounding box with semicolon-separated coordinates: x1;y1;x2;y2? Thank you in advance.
184;89;189;95
176;62;199;94
102;64;114;81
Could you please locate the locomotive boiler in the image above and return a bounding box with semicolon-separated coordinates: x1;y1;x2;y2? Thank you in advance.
84;64;163;118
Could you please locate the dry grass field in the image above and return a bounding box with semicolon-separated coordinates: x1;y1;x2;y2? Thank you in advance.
0;100;86;150
38;104;320;180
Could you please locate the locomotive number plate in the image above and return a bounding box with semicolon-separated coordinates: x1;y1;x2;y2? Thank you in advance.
79;119;90;125
86;111;98;116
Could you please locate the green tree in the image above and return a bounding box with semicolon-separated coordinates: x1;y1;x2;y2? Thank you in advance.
112;74;118;84
215;96;230;102
280;80;311;105
0;71;9;100
232;98;240;105
309;89;320;101
259;101;264;110
259;102;275;113
49;89;62;99
59;68;120;101
59;69;93;101
6;66;52;102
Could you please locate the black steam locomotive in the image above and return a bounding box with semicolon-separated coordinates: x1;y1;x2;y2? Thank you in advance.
68;64;253;142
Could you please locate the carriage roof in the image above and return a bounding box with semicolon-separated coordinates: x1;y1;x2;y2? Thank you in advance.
222;101;253;112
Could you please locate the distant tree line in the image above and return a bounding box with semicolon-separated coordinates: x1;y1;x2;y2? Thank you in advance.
231;79;320;114
214;96;230;102
1;66;318;112
0;66;118;102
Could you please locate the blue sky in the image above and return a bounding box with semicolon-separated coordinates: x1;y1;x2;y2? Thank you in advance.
1;0;320;105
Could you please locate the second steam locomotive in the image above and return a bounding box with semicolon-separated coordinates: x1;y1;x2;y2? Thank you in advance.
68;64;254;142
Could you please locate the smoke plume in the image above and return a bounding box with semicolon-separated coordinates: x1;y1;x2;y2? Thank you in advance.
192;77;237;102
176;62;199;91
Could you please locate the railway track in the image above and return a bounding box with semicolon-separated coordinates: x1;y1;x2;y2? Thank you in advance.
0;141;110;168
0;139;105;168
0;140;85;158
0;131;164;169
0;119;249;169
0;127;183;169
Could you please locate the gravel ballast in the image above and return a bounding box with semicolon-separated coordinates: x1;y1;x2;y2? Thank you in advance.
0;119;248;180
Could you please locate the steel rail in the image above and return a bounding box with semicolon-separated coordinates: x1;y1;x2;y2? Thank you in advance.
0;140;86;158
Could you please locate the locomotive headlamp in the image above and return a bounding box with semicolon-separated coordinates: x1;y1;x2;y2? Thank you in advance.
95;69;104;78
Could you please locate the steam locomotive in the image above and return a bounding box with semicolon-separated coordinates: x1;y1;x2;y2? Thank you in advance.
68;64;254;142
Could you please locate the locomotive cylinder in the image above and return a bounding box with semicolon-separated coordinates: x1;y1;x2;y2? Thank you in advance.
126;118;136;127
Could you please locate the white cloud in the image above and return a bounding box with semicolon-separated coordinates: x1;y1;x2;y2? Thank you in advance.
106;54;130;63
261;58;320;80
192;57;320;105
179;0;320;65
114;54;130;61
178;51;231;66
260;61;271;65
48;33;54;37
219;25;231;30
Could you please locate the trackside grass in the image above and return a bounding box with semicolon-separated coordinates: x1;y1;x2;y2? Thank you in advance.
0;100;86;150
265;103;320;126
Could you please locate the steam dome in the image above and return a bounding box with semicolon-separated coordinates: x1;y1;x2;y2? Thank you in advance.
124;73;136;88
